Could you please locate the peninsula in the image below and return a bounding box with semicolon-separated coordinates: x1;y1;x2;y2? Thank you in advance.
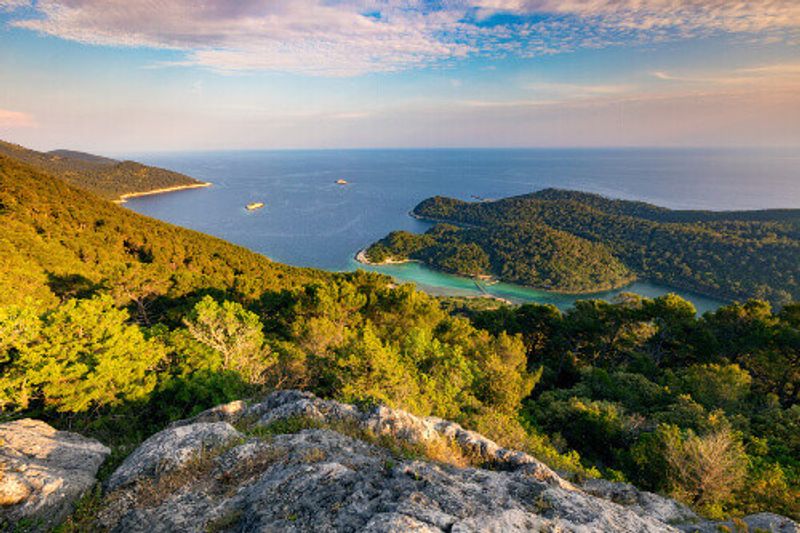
0;140;207;201
114;182;212;204
364;189;800;304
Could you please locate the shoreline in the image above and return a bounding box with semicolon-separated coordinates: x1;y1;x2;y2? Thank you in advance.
355;248;418;266
356;247;638;297
114;182;212;204
355;249;512;305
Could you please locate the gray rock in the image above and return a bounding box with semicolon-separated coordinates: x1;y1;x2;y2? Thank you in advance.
96;391;798;533
246;390;570;489
581;478;698;525
0;418;109;531
106;421;242;491
680;512;800;533
169;400;248;428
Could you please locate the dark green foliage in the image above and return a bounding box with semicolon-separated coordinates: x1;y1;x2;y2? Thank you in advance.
374;189;800;304
469;294;800;518
0;140;202;199
366;221;633;292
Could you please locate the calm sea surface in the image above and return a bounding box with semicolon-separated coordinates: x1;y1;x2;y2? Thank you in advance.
122;148;800;314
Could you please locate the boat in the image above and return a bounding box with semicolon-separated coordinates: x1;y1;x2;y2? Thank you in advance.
246;202;265;210
336;179;348;185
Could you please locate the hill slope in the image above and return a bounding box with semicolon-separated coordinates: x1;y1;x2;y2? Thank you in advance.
365;189;800;303
0;140;204;200
0;154;325;309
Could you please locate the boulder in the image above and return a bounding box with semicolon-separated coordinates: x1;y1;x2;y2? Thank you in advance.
0;418;109;531
106;422;243;491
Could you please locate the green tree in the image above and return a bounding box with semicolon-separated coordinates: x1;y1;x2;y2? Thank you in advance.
330;322;422;412
0;295;163;412
183;296;273;384
676;364;752;412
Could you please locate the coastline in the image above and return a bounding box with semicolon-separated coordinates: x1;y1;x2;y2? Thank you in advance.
357;246;638;296
355;248;512;305
355;248;417;266
114;182;212;204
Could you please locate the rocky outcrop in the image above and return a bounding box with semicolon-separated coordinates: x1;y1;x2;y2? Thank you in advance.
107;422;243;492
0;418;110;531
580;478;698;525
173;390;568;488
682;513;800;533
68;390;800;532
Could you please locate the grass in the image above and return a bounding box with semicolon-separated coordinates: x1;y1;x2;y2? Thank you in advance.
52;486;105;533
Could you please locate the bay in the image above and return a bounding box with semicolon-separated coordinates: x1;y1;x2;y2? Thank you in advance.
122;148;800;314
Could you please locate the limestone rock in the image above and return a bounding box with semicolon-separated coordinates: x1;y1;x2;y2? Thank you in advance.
581;478;698;525
94;391;799;533
0;418;109;531
681;512;800;533
106;422;243;491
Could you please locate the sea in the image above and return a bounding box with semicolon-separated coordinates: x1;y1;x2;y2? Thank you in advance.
120;148;800;314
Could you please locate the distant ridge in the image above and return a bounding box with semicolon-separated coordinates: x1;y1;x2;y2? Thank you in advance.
0;140;205;200
47;149;117;165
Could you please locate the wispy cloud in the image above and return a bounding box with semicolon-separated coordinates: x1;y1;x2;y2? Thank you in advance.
651;62;800;89
0;108;35;128
477;1;800;33
0;0;27;10
3;1;799;76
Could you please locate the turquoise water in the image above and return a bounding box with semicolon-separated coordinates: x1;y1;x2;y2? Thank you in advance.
352;260;724;314
122;148;800;313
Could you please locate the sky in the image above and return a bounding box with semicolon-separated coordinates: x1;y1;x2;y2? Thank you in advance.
1;0;799;152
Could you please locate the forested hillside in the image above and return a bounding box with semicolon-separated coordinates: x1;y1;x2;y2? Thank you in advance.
0;140;202;199
366;190;800;304
0;155;322;313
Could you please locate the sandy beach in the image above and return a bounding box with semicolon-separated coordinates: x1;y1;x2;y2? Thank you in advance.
355;248;416;266
114;182;212;204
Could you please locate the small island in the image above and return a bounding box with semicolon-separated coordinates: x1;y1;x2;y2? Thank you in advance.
362;189;800;304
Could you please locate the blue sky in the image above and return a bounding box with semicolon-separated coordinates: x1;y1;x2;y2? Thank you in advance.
1;0;799;152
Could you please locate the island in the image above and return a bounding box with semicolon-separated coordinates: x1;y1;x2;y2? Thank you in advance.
362;189;800;304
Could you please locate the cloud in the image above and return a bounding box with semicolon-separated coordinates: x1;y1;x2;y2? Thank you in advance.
5;1;800;76
0;0;28;11
10;0;473;76
526;82;634;96
0;108;35;128
651;62;800;89
476;1;800;33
